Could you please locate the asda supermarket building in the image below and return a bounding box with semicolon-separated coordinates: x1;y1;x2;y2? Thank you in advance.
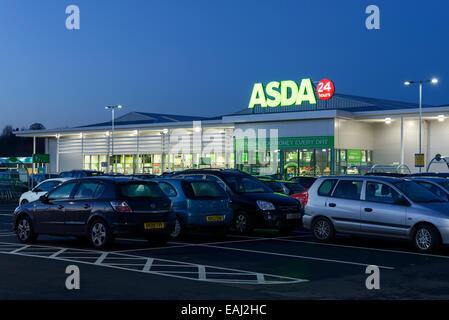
15;79;449;177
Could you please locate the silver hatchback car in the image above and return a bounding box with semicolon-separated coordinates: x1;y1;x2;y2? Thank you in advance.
303;176;449;252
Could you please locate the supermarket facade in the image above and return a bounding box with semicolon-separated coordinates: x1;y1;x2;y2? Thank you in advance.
16;84;449;178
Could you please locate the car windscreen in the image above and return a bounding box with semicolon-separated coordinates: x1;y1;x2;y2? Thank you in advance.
118;182;166;198
224;175;273;193
393;181;445;203
284;182;306;194
182;181;228;199
263;181;285;193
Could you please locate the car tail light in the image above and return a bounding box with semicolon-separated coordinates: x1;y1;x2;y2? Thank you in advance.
110;201;132;213
303;191;309;207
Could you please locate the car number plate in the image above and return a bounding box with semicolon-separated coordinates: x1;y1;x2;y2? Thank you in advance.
286;213;301;220
206;215;224;222
144;222;165;229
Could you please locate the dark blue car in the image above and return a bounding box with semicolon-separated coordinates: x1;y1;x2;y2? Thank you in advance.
156;178;233;239
14;177;176;249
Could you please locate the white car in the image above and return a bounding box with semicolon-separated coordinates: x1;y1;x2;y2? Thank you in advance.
19;178;72;205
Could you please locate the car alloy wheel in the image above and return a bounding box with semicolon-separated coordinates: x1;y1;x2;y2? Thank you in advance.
90;221;107;248
170;218;183;239
235;214;247;233
312;218;334;241
20;200;28;206
17;217;31;242
415;228;432;251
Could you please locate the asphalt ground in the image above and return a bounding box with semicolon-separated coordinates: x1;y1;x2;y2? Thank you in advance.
1;201;449;299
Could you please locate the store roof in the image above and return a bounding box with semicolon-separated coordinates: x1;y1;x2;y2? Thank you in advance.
226;93;434;116
77;111;210;128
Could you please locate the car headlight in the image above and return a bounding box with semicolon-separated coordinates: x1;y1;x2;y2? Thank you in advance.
256;200;276;211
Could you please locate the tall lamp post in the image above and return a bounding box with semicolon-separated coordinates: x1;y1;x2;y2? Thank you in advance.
404;78;438;172
105;105;123;173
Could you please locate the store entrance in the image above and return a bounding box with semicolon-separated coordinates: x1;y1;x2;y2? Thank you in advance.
282;149;332;179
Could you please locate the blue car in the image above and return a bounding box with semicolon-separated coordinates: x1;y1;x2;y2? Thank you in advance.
156;178;233;239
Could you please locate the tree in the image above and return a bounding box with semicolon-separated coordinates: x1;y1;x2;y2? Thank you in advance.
2;125;13;137
29;123;46;130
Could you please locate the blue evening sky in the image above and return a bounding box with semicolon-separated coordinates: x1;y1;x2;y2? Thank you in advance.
0;0;448;130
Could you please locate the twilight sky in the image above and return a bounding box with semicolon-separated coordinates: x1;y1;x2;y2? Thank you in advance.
0;0;448;130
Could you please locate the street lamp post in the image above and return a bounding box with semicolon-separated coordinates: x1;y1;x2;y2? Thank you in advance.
404;78;438;172
105;105;123;173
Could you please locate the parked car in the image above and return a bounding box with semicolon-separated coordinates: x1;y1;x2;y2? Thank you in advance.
156;178;233;238
19;178;71;205
258;179;286;194
59;170;104;178
13;177;175;249
131;174;158;180
407;177;449;201
258;179;309;207
303;175;449;252
278;181;309;207
172;170;303;234
29;174;59;188
408;172;449;178
288;176;317;189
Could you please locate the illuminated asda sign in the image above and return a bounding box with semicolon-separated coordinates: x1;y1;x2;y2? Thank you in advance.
248;78;335;109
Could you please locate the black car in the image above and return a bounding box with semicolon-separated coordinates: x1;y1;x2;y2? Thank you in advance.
59;170;105;178
13;177;176;249
172;170;303;234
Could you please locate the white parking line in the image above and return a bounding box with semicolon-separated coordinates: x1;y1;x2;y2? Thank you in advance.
112;235;309;253
0;241;307;285
195;243;395;270
274;238;449;260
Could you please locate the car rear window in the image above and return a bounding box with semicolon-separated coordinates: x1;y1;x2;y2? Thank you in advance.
118;182;166;198
284;182;306;194
291;177;316;188
318;179;337;196
182;181;228;199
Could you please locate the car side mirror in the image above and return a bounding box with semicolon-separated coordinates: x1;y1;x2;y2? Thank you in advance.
395;197;410;206
39;195;49;203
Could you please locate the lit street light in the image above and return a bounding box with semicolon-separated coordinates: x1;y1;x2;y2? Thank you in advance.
404;79;438;172
105;105;123;173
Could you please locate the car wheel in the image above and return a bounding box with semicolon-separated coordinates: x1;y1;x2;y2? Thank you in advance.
233;211;253;235
20;199;28;206
88;219;112;249
16;215;37;243
312;217;335;242
146;235;169;247
413;224;441;252
170;217;185;239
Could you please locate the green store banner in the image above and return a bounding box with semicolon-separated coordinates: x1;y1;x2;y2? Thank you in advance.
235;136;334;150
347;149;362;162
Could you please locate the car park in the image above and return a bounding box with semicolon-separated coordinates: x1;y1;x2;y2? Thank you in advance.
156;178;233;239
172;169;303;234
18;178;71;205
13;177;175;249
303;175;449;252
